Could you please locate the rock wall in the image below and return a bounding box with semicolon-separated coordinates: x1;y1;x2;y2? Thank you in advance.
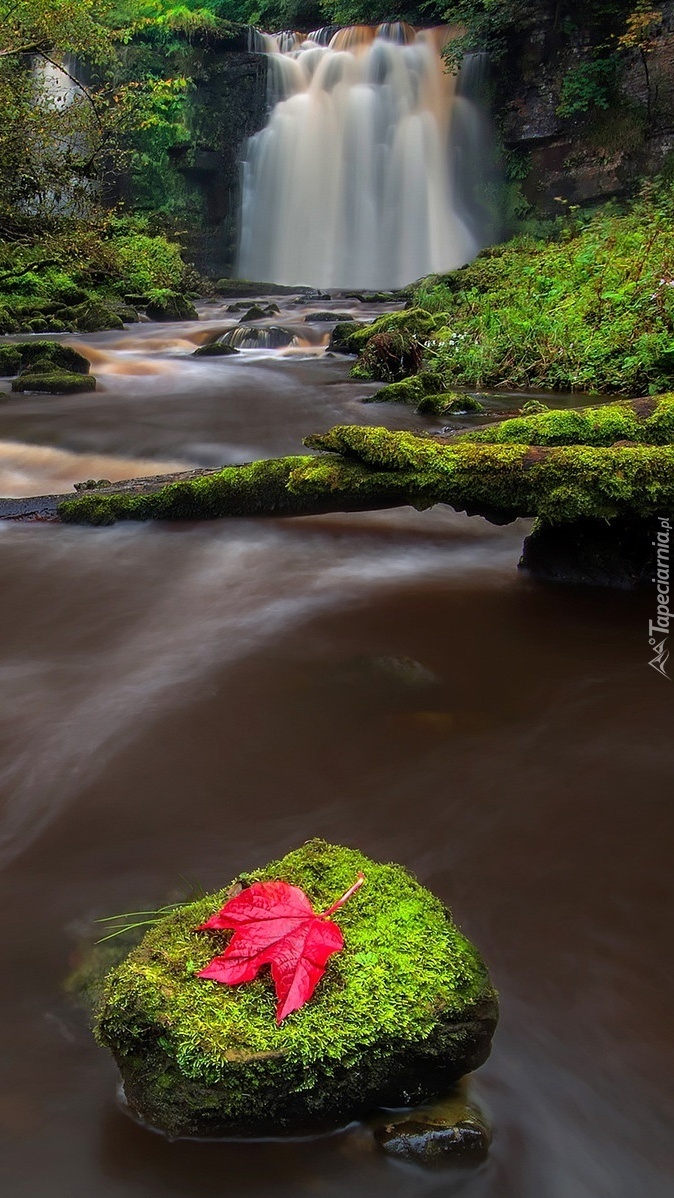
501;2;674;208
170;47;268;275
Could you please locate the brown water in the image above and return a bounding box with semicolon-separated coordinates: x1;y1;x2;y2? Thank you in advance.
0;303;672;1198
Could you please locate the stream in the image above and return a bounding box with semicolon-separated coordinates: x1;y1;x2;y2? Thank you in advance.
0;298;672;1198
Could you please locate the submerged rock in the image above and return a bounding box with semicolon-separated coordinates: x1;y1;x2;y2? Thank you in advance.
373;1087;491;1165
94;840;497;1139
238;303;280;322
519;516;661;589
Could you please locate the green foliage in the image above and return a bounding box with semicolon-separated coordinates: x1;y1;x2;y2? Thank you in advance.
406;186;674;393
462;394;674;445
111;225;189;291
557;55;620;117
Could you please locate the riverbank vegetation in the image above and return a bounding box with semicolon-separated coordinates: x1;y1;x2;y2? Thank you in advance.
336;185;674;395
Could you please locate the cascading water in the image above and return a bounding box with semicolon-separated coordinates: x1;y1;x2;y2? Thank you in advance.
238;26;499;290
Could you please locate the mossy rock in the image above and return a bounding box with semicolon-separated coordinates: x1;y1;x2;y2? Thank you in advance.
214;279;303;297
350;330;425;383
145;291;199;322
364;373;447;406
520;400;549;415
12;371;96;394
69;301;125;333
0;346;22;377
347;307;441;355
113;304;140;324
192;342;240;357
95;840;497;1138
5;341;91;375
417;394;486;417
328;320;367;354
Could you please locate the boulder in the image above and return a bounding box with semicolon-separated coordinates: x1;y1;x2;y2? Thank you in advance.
0;346;22;377
12;371;96;394
304;312;354;322
362;372;447;406
94;840;497;1139
417;394;486;417
145;291;199;322
192;342;240;356
69;301;125;332
1;341;91;376
328;320;367;353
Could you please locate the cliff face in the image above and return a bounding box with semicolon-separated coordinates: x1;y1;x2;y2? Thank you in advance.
170;48;268;275
502;2;674;208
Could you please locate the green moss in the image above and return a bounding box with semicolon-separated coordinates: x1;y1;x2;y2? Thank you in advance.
461;396;674;447
416;394;486;417
59;402;674;529
328;320;367;354
0;346;21;377
145;290;199;321
520;400;549;415
95;840;496;1136
363;372;447;406
347;307;441;353
11;371;97;395
6;341;91;375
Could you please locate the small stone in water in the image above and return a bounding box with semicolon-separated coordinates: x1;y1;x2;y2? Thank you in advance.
373;1089;490;1166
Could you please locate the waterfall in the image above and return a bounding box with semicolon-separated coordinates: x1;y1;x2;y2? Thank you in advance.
238;26;499;290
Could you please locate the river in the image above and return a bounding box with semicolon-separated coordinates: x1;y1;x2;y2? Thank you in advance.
0;299;672;1198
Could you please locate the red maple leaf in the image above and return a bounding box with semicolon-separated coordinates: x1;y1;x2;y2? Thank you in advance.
197;872;365;1022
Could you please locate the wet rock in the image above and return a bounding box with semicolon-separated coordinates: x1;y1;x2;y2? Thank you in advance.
519;516;660;589
94;840;497;1139
192;342;240;356
214;278;305;297
3;341;91;376
374;1089;491;1166
69;301;125;332
238;303;280;322
417;394;486;416
0;346;22;377
328;320;366;353
520;399;549;415
350;329;424;383
145;291;199;322
113;304;140;325
11;370;96;394
304;311;354;322
363;372;447;406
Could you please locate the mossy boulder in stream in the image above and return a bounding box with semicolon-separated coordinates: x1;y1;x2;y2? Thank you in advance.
94;840;497;1138
11;370;96;394
1;340;91;376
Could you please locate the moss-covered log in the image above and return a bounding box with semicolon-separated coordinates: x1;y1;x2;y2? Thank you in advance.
56;420;674;527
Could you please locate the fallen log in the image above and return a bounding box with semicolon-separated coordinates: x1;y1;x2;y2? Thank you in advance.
46;424;674;527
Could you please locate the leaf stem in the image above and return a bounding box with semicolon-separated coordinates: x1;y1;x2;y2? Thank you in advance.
321;872;365;918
